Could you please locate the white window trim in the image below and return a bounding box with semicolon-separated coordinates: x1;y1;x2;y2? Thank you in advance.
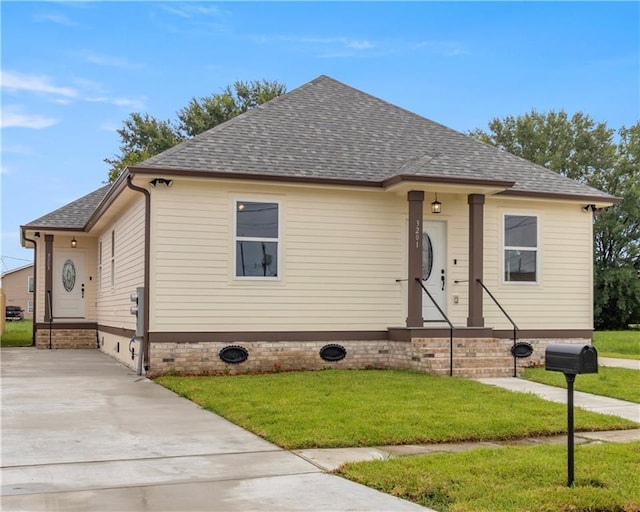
502;213;539;285
27;300;34;313
233;199;281;281
98;241;103;291
27;276;34;293
110;230;115;289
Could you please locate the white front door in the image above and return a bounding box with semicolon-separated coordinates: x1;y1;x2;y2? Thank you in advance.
53;251;86;319
422;221;447;322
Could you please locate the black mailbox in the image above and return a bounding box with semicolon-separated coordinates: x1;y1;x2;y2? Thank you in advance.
545;344;598;374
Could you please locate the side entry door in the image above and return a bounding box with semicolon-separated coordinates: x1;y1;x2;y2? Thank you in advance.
53;251;86;319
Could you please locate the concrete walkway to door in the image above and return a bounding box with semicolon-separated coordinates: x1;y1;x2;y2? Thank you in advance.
0;349;431;512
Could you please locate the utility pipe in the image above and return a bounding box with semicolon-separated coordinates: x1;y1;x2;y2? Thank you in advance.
126;174;151;376
23;234;38;346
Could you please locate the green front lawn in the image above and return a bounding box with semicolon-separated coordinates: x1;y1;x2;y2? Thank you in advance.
337;442;640;512
592;330;640;360
156;370;636;450
0;320;33;347
524;366;640;403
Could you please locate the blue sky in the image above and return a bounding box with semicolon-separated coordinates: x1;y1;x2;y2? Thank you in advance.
1;1;638;271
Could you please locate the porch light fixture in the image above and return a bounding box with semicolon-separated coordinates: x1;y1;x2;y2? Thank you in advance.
149;178;173;188
431;193;442;214
71;238;77;248
34;232;40;238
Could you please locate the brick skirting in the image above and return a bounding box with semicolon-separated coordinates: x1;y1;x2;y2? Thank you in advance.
35;328;97;349
147;337;591;378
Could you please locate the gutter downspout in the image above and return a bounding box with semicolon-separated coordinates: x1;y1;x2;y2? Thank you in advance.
126;174;151;375
23;234;37;346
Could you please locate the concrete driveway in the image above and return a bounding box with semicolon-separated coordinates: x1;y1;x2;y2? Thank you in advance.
1;349;430;512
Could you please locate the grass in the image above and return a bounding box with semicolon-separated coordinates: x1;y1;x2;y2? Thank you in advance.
525;366;640;403
592;330;640;360
0;320;33;347
156;370;637;450
337;441;640;512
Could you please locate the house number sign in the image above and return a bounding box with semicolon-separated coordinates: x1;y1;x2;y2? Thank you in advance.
62;259;76;292
415;219;421;248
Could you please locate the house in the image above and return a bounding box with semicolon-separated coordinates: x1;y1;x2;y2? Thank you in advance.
1;264;35;320
20;75;619;377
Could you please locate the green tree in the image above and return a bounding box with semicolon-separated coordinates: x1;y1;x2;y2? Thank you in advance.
105;79;286;182
470;111;640;329
105;113;183;183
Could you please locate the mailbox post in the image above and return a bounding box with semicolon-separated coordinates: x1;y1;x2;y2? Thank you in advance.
545;344;598;487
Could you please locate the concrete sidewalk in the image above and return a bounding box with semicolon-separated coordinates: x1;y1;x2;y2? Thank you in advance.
599;356;640;370
476;376;640;423
1;349;431;512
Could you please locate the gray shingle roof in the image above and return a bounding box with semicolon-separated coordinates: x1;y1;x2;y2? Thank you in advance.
138;75;616;200
22;76;617;232
23;185;111;229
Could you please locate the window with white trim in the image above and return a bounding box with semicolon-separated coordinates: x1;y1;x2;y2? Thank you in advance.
504;215;537;282
110;230;115;288
27;276;34;293
98;241;103;290
27;300;34;313
235;201;279;278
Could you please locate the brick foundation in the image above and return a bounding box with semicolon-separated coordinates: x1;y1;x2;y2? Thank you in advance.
35;328;97;349
147;336;591;378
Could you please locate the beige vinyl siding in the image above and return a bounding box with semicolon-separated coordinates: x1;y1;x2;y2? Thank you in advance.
96;198;145;328
150;180;406;332
482;198;593;330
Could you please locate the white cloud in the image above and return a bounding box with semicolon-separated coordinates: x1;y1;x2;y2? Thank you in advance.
1;111;58;129
346;40;374;50
1;145;32;155
1;71;77;98
161;4;223;19
81;51;141;69
33;12;77;27
99;122;119;132
413;41;469;56
86;96;146;110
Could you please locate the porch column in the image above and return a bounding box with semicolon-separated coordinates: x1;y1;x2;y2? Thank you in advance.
44;234;53;322
467;194;485;327
407;191;424;327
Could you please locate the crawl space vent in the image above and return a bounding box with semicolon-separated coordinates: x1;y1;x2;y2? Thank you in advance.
219;345;249;364
319;344;347;362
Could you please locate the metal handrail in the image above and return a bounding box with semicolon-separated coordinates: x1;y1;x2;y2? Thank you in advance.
47;289;53;350
415;278;454;376
476;279;519;376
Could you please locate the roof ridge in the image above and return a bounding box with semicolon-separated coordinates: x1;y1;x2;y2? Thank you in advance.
139;76;328;168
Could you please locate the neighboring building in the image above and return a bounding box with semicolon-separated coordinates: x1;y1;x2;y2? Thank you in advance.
1;264;35;320
20;76;620;377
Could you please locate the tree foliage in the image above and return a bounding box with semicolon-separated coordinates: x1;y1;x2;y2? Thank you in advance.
105;79;286;183
471;111;640;329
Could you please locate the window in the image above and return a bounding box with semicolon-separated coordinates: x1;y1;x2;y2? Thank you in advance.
98;241;103;290
27;300;34;313
504;215;537;282
110;231;115;288
235;201;279;278
27;276;34;293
